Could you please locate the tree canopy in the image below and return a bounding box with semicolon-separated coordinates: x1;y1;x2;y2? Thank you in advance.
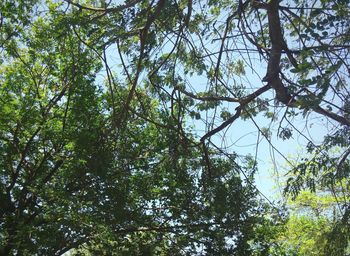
0;0;349;255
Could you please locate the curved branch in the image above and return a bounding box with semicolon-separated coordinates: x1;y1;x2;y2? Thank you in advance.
200;84;271;142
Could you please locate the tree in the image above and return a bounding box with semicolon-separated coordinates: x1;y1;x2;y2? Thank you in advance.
0;1;265;254
257;187;350;256
284;150;350;255
0;0;349;254
272;191;343;256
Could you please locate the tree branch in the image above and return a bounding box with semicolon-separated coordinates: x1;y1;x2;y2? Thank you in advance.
200;84;271;142
64;0;142;13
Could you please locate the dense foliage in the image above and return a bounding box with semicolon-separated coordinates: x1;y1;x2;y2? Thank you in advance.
0;0;349;255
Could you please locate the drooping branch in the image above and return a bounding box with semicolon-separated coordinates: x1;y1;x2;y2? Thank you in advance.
200;84;271;142
200;105;242;142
